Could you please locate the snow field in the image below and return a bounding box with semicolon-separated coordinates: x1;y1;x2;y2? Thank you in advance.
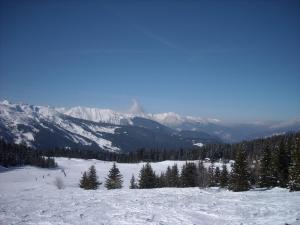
0;158;300;225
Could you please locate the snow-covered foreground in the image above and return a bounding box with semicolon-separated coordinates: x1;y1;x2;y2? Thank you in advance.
1;158;300;225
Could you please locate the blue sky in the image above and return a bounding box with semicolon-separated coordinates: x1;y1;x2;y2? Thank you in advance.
0;0;299;121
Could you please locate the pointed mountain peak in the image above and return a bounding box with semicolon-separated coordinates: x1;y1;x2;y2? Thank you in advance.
128;99;145;116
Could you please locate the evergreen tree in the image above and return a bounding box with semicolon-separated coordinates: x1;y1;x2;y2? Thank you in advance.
214;166;221;186
220;164;229;188
277;140;290;187
259;145;273;188
180;162;198;187
229;148;251;192
79;165;101;190
138;163;157;189
288;136;300;191
105;163;123;189
79;171;89;189
158;172;166;188
197;161;209;188
208;164;215;187
130;174;138;189
170;164;180;187
165;166;172;187
87;165;101;190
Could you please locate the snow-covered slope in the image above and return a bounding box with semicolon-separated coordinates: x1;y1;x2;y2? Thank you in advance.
0;158;299;225
0;101;121;151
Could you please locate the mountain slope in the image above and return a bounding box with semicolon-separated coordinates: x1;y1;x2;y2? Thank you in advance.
0;101;219;152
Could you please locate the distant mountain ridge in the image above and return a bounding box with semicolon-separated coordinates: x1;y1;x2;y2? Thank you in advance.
0;100;299;152
0;100;220;152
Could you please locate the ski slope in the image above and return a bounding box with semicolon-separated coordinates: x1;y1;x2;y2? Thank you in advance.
0;158;300;225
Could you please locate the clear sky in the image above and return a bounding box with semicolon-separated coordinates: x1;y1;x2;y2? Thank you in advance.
0;0;299;121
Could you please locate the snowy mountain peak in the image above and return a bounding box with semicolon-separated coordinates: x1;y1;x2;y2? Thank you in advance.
128;99;145;116
56;106;132;125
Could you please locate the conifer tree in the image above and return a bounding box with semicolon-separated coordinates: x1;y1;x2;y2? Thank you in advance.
220;164;229;188
288;136;300;191
158;172;166;188
79;171;89;189
170;164;180;187
130;174;138;189
208;164;215;187
277;140;290;187
105;163;123;189
259;145;273;188
180;162;198;187
88;165;101;190
214;166;221;186
165;166;172;187
197;161;209;188
229;147;250;192
79;165;101;190
138;163;157;189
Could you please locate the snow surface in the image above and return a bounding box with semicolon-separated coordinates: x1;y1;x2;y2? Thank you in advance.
193;142;204;147
1;158;299;225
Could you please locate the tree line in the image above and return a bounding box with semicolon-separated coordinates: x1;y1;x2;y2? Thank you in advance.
42;132;300;164
0;139;57;168
78;139;300;192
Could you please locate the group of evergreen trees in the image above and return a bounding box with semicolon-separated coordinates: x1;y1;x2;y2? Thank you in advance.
0;139;57;168
79;165;102;190
133;140;300;192
258;138;300;191
132;162;230;190
79;163;123;190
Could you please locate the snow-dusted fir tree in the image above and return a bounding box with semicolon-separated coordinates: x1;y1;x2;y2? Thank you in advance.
130;174;138;189
220;164;229;188
138;163;157;189
229;147;250;192
105;163;123;189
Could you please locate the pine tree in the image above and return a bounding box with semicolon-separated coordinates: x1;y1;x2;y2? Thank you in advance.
88;165;101;189
208;164;215;187
130;174;138;189
79;171;89;189
220;164;229;188
229;147;251;192
259;145;273;188
105;163;123;189
277;140;290;187
165;166;172;187
214;166;221;186
288;136;300;191
170;164;180;187
180;162;198;187
138;163;157;189
158;172;166;188
79;165;101;190
197;161;209;188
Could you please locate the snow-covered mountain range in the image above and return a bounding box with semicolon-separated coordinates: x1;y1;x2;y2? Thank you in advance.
0;99;299;152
